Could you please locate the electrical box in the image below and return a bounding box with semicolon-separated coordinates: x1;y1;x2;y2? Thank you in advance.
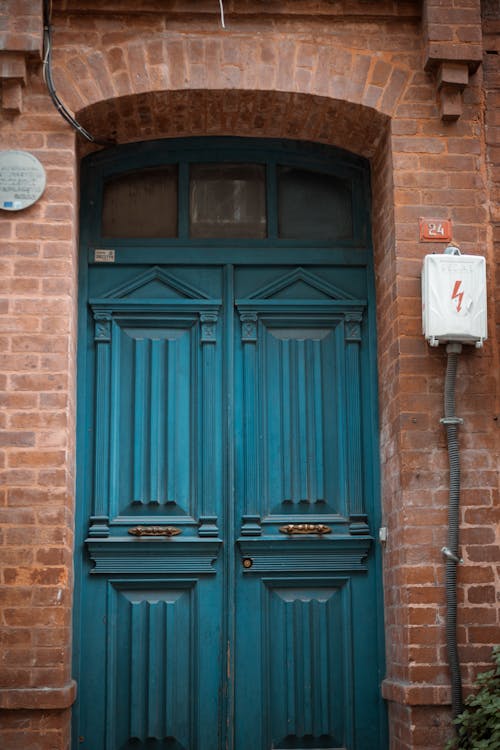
422;253;487;347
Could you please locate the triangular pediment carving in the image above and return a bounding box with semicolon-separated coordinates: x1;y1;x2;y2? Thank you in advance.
246;267;356;301
102;266;210;300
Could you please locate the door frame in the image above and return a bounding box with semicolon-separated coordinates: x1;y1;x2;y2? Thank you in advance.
72;136;387;749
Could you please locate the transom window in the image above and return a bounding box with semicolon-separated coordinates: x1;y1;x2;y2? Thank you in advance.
100;150;357;243
102;166;178;238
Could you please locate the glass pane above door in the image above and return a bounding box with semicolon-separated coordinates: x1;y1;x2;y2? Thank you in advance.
102;166;178;238
278;165;353;240
190;163;267;239
95;148;363;246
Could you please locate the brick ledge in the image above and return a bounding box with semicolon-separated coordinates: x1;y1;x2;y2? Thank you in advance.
382;678;451;706
0;680;77;710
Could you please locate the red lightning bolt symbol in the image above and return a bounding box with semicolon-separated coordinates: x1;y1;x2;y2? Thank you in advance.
452;280;463;312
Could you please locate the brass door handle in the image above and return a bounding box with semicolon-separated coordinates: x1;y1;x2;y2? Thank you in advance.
128;526;181;537
279;523;331;535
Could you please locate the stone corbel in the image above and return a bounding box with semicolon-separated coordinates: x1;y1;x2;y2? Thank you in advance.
425;56;482;122
436;61;471;122
422;0;482;122
0;52;27;114
0;0;43;114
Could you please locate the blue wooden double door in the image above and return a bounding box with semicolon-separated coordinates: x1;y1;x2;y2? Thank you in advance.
75;141;385;750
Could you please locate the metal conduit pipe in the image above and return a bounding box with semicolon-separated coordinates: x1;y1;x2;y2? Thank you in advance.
441;342;464;720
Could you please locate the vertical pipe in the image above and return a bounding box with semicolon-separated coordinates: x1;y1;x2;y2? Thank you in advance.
441;342;464;719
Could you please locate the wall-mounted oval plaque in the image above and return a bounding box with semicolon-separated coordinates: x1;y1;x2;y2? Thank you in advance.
0;150;46;211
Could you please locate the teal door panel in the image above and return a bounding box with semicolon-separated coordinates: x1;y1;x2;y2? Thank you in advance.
77;266;225;749
235;575;353;749
232;268;378;749
74;139;385;750
78;576;223;750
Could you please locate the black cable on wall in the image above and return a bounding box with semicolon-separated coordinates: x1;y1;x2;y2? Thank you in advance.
42;0;115;147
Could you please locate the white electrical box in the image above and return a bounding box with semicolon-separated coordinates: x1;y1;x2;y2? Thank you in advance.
422;253;487;347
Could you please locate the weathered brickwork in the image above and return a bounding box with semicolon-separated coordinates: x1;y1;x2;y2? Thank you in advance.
0;49;79;748
0;1;498;748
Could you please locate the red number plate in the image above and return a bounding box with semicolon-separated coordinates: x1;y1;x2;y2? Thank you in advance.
419;218;452;242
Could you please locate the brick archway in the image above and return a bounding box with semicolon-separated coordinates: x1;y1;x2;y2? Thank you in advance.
51;32;409;131
76;89;389;158
73;78;406;738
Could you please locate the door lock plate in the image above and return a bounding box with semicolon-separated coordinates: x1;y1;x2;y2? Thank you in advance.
279;523;331;535
128;526;182;537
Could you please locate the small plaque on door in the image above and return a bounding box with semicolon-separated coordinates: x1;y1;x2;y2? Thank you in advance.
94;248;115;263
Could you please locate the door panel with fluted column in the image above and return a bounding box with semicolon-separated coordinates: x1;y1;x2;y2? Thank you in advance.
233;266;376;750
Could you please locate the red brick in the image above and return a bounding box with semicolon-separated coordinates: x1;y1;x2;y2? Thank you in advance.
459;566;495;583
466;545;500;562
467;586;497;604
0;432;35;447
467;627;500;643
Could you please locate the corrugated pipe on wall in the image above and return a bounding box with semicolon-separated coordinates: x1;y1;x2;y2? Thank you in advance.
441;342;464;720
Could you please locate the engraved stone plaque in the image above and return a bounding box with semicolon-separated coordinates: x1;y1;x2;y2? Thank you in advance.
0;150;46;211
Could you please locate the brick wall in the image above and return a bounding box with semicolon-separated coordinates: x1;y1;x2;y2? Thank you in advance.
481;0;500;676
0;42;78;747
0;1;498;748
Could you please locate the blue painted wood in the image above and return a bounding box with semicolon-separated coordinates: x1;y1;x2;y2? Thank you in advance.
236;309;363;522
344;314;370;535
90;313;112;536
119;588;191;744
103;578;222;750
74;138;386;750
86;538;222;574
265;581;349;744
200;311;220;524
239;312;259;524
237;538;371;573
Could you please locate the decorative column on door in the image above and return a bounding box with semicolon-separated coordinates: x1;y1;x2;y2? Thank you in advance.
199;311;221;537
344;311;369;535
89;311;112;537
239;312;262;536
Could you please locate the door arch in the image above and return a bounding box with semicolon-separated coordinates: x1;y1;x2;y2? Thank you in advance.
73;137;386;750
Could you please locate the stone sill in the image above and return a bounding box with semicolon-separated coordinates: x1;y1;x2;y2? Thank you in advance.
382;678;451;706
0;681;77;710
